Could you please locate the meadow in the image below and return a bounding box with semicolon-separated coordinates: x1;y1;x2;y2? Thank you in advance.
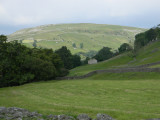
0;73;160;120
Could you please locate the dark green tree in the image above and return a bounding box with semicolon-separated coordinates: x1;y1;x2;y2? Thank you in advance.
0;35;67;88
33;40;37;48
118;43;132;53
72;55;81;68
55;46;73;69
72;43;76;48
80;43;84;49
94;47;113;62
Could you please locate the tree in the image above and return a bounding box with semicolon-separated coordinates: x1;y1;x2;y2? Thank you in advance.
55;46;73;69
82;57;90;65
0;35;68;88
33;40;37;48
0;35;7;43
72;55;81;68
80;43;83;49
118;43;132;53
72;43;76;48
94;47;113;62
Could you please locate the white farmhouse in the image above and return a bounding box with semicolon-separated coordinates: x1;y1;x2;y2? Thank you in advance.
88;59;97;64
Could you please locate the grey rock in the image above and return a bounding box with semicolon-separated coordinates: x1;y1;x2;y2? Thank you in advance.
0;114;4;119
12;111;23;119
96;113;114;120
47;114;58;120
17;118;22;120
58;114;75;120
77;114;91;120
0;107;7;114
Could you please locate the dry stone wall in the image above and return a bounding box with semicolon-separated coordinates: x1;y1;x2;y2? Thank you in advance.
0;107;115;120
56;61;160;80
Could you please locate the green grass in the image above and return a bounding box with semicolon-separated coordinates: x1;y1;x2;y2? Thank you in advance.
69;40;160;76
150;64;160;68
1;73;160;120
69;53;132;76
8;23;145;57
129;41;160;66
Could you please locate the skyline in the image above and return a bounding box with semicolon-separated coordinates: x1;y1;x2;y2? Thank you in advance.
0;0;160;34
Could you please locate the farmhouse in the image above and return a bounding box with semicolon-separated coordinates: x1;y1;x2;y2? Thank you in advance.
88;59;97;64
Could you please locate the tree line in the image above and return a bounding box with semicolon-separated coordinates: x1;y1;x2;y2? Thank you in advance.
134;25;160;49
0;35;81;87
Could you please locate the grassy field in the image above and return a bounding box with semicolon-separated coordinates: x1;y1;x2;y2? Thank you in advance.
8;23;145;58
0;73;160;120
69;40;160;76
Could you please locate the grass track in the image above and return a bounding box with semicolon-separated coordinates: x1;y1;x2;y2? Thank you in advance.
1;72;160;120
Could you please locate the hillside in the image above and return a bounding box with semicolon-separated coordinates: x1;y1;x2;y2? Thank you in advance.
69;40;160;76
1;31;160;120
8;23;145;58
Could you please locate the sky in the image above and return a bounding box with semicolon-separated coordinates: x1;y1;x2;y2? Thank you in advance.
0;0;160;35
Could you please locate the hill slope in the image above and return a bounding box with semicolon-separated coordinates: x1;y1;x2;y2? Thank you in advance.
8;23;145;58
1;30;160;120
69;40;160;76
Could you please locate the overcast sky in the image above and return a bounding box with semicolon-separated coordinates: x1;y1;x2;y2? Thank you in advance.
0;0;160;34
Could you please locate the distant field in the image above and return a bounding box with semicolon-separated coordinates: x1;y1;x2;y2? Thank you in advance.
8;23;145;57
0;74;160;120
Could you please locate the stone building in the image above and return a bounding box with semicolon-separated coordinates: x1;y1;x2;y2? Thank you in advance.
88;59;97;64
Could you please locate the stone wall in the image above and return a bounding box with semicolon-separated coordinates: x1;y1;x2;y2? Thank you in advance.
0;107;115;120
56;61;160;80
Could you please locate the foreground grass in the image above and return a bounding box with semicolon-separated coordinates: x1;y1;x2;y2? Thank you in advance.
0;72;160;120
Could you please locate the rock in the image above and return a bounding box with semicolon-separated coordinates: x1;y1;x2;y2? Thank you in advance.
0;107;116;120
47;114;58;120
0;107;7;114
17;118;23;120
11;111;23;119
96;113;115;120
0;114;4;119
28;111;42;118
77;114;91;120
58;114;75;120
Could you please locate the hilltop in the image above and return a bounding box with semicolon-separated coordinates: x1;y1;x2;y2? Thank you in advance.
8;23;145;58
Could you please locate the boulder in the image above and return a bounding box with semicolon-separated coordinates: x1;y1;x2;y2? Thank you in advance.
96;113;115;120
46;114;58;120
58;114;75;120
0;107;7;114
77;114;91;120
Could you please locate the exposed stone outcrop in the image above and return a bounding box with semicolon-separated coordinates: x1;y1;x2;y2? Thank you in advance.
1;107;159;120
96;113;115;120
0;107;116;120
0;107;42;120
77;114;91;120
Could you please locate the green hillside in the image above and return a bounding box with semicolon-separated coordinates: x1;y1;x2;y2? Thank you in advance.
8;23;145;58
69;40;160;76
1;33;160;120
